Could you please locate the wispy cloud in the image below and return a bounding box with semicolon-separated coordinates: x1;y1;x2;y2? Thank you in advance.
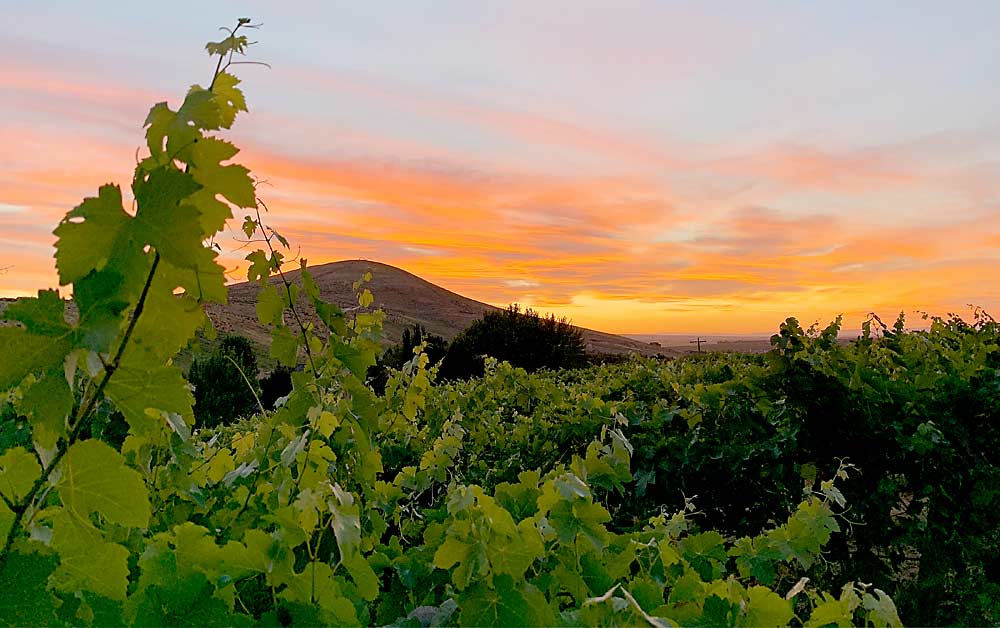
2;7;999;332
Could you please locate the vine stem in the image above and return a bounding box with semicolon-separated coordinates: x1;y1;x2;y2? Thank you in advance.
224;197;323;522
250;198;326;495
0;253;161;560
254;198;319;378
224;355;267;416
209;19;256;90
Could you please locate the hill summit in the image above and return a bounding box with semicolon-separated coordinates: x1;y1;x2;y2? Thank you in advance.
204;260;666;357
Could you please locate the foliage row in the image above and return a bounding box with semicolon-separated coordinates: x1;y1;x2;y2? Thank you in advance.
0;23;933;626
402;310;1000;625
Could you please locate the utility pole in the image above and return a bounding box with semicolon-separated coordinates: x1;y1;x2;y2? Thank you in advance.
690;337;705;353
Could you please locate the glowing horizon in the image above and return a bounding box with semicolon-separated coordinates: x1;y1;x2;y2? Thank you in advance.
2;2;999;335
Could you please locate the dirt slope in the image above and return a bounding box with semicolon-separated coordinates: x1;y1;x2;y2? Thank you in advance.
204;260;669;357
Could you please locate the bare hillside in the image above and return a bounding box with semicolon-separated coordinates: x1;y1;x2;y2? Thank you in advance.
204;260;669;357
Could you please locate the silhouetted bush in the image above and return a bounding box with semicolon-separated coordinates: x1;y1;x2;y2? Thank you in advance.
188;334;261;427
438;305;586;379
259;365;294;410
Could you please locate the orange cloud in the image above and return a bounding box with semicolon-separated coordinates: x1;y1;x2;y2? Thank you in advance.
2;60;998;333
704;144;916;192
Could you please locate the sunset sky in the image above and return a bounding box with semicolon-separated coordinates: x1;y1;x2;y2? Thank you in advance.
2;1;999;334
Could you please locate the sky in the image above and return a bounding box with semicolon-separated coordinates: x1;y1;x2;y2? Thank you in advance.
2;1;999;334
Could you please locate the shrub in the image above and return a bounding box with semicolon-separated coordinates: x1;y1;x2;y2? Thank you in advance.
188;334;261;427
439;304;586;379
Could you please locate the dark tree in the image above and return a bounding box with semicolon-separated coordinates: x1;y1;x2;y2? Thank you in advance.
188;334;261;427
438;305;587;380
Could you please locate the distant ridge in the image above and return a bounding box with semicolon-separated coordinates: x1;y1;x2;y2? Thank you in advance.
204;260;669;357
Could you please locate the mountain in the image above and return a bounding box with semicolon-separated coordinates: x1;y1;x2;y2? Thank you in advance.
204;260;668;357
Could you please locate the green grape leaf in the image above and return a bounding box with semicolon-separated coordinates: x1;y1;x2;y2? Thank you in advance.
270;326;299;367
156;522;262;586
128;272;206;361
0;328;72;391
206;34;250;58
50;511;131;601
132;167;204;268
327;485;362;554
63;591;125;627
72;266;135;352
105;356;194;437
546;498;610;550
268;227;289;249
702;595;737;627
0;447;42;502
18;371;73;449
203;448;236;484
162;249;227;304
433;536;488;590
330;341;373;381
301;265;322;301
358;288;374;308
680;531;727;581
603;539;637;581
211;72;248;129
629;577;666;614
580;553;614;597
242;215;256;238
189;187;235;238
0;551;60;626
551;562;590;603
134;531;196;595
129;570;248;627
178;86;223;131
319;488;380;598
190;136;255;210
276;561;359;625
148;88;221;160
246;250;272;283
256;283;284;326
2;289;70;336
144;101;174;157
740;586;793;627
343;552;379;602
667;570;705;606
315;300;348;337
433;536;469;571
458;574;544;627
729;536;779;585
863;590;903;628
805;597;855;628
659;540;681;569
766;498;839;569
57;439;150;528
488;519;544;578
53;184;130;286
275;599;358;628
538;473;590;511
475;490;518;536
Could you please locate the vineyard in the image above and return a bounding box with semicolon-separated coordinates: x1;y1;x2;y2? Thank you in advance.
1;23;998;626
